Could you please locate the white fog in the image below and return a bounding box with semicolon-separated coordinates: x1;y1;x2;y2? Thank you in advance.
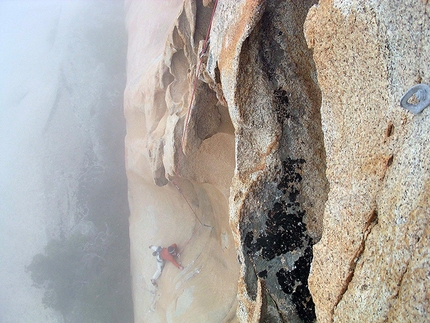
0;1;132;322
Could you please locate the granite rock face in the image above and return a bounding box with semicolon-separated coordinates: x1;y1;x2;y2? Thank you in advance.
124;0;429;322
305;0;430;322
208;0;328;321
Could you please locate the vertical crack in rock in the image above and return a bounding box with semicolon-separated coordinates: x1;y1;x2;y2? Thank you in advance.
304;1;430;320
392;262;409;300
232;1;327;321
334;210;379;308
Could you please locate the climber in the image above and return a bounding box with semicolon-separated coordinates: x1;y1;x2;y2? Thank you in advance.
149;243;183;287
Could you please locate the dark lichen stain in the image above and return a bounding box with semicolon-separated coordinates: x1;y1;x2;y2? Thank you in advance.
292;283;315;322
277;246;315;322
259;10;284;83
258;269;268;279
280;158;306;186
245;205;307;260
243;158;316;322
274;87;291;122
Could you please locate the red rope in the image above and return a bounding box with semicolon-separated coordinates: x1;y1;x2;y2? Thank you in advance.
181;0;219;151
170;0;219;230
171;180;211;228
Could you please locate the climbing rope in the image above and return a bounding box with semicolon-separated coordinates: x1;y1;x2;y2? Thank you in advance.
171;180;212;228
181;0;219;150
169;0;219;230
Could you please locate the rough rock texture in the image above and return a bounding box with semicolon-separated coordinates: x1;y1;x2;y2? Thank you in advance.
206;0;328;322
124;0;430;322
304;0;430;322
124;1;239;322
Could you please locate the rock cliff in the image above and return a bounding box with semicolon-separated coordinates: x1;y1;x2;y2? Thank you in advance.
124;0;429;322
305;1;430;322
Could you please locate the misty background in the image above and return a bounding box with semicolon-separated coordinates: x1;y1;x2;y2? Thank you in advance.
0;1;132;322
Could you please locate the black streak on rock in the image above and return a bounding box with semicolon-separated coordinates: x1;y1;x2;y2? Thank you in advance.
258;269;268;279
243;158;316;322
274;87;291;122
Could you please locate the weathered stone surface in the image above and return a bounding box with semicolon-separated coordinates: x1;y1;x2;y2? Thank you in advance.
124;1;239;322
125;0;429;322
305;0;430;322
207;0;328;321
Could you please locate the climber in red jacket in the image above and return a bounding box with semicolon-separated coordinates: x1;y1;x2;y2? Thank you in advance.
149;243;183;287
